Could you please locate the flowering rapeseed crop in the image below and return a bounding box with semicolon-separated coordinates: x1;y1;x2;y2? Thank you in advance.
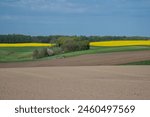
0;43;53;47
90;40;150;47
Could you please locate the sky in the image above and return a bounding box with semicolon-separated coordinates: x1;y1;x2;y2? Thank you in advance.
0;0;150;36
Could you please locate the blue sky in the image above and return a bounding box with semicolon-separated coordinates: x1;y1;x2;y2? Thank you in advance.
0;0;150;36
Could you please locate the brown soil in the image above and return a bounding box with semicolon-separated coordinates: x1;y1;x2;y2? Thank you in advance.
0;66;150;100
0;50;150;100
0;50;150;68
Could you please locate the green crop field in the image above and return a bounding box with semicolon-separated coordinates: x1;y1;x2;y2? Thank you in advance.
0;47;45;62
124;60;150;65
0;46;150;62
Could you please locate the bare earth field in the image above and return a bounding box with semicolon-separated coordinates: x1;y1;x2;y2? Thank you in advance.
0;50;150;68
0;50;150;100
0;66;150;100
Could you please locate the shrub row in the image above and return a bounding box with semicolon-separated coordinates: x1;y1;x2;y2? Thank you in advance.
61;40;89;52
32;37;90;59
56;37;89;52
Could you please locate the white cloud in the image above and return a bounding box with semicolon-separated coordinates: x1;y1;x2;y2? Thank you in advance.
1;0;149;16
0;15;18;20
0;0;88;13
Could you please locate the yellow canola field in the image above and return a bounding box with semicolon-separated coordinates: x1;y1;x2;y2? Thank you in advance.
0;43;53;47
90;40;150;47
1;40;150;47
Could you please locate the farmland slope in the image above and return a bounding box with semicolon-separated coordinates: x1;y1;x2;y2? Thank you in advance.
0;50;150;68
0;66;150;99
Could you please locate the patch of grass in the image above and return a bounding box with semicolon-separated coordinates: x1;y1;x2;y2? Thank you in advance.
0;47;45;52
0;47;45;62
124;60;150;65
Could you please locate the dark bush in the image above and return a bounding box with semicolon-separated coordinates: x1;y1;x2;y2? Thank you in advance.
32;49;39;59
61;39;89;52
51;47;63;54
38;48;48;58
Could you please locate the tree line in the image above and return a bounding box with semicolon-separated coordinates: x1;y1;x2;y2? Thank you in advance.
0;34;149;43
